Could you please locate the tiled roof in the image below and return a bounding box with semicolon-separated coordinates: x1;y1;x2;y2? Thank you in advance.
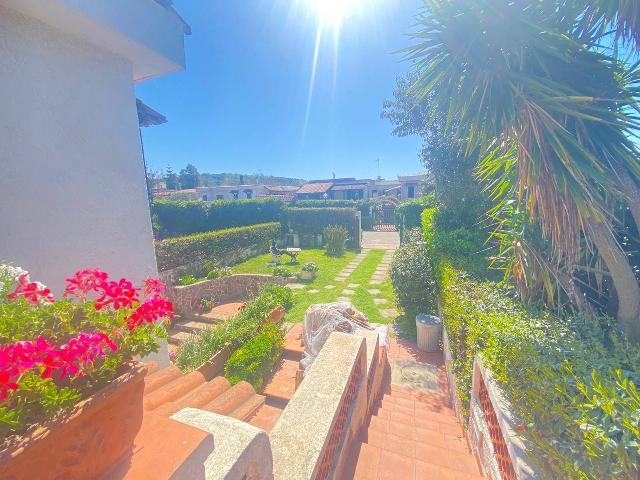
297;182;334;194
137;99;167;127
331;184;368;191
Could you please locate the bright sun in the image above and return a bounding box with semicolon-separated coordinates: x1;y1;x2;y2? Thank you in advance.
305;0;358;28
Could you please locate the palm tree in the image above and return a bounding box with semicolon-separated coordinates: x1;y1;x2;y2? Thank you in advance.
407;0;640;339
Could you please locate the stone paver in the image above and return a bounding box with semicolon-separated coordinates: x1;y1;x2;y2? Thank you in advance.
287;283;306;290
325;285;336;289
308;289;320;294
373;298;388;305
370;280;383;285
336;297;352;302
348;283;360;288
368;289;381;295
342;289;355;295
380;308;400;319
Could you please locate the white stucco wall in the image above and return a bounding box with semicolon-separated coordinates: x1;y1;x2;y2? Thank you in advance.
0;6;169;365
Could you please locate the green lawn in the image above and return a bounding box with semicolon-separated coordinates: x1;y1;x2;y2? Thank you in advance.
231;248;399;325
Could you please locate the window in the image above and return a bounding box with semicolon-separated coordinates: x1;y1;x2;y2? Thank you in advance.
245;190;253;199
202;195;208;201
216;195;224;200
407;185;415;198
232;191;239;200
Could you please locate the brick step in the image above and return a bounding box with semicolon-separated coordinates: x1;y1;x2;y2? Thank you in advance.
201;381;256;416
376;403;459;426
363;420;471;454
144;365;182;395
229;394;266;421
281;348;304;362
382;391;453;408
361;440;482;477
144;371;206;411
262;358;300;402
247;397;287;433
368;414;465;442
151;376;231;417
168;329;193;345
173;320;215;334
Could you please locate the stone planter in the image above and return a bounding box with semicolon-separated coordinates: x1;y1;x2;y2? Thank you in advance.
298;271;316;281
0;363;147;480
264;305;286;324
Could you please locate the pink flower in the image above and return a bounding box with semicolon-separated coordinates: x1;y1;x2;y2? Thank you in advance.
64;269;108;300
143;277;167;297
126;294;174;332
6;273;55;304
95;279;139;310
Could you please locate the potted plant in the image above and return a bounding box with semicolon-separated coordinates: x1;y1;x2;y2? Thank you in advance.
0;264;172;479
298;262;319;281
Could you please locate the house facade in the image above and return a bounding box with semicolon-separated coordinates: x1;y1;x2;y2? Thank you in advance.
295;173;428;201
0;0;189;365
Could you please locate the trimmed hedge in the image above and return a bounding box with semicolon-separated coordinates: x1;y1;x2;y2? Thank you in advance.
155;222;280;271
283;208;358;247
396;195;435;236
293;199;361;209
153;198;285;238
422;205;640;479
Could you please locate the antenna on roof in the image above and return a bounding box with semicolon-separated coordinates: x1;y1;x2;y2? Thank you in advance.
332;172;336;179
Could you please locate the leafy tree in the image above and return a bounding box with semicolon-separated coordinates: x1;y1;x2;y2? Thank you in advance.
404;0;640;338
165;167;179;190
179;164;200;189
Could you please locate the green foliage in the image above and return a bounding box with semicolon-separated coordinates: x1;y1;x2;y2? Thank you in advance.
284;208;358;248
152;198;285;238
206;267;232;280
224;323;285;390
155;222;281;272
323;225;349;257
389;228;436;319
438;262;640;479
272;266;293;278
179;275;200;286
396;195;435;232
175;285;291;373
301;262;319;273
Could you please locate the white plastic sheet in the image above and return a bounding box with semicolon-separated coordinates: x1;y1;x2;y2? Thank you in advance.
301;302;388;372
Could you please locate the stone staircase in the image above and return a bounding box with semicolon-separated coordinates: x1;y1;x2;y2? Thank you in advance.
167;302;245;355
143;363;265;422
247;323;305;432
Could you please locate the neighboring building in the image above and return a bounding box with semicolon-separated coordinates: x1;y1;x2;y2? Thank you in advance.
295;174;428;201
0;0;190;365
261;185;300;202
195;185;268;201
368;179;402;198
398;173;428;200
295;180;336;200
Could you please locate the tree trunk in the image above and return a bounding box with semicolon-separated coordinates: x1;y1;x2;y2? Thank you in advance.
588;220;640;341
616;167;640;232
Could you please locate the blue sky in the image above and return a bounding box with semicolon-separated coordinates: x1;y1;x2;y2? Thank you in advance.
136;0;425;181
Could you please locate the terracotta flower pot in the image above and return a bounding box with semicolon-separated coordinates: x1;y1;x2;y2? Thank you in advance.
264;305;286;324
298;271;316;281
0;364;147;480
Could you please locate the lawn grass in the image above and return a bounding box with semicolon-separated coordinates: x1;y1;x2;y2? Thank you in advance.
231;248;399;325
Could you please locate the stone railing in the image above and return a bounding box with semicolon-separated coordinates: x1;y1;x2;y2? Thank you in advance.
270;332;369;480
167;274;289;316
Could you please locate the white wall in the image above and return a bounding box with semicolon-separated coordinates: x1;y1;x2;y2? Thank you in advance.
0;6;168;364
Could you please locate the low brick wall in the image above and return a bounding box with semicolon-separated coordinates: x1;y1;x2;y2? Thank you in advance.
167;274;289;316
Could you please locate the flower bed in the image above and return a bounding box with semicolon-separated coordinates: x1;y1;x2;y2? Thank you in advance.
0;264;173;476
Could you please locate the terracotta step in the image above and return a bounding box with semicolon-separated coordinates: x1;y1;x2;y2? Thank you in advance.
282;323;305;357
145;362;160;376
144;365;182;395
202;302;245;322
376;403;459;426
247;398;286;433
262;358;300;402
201;381;256;416
173;320;215;334
229;394;266;421
168;329;193;345
144;371;206;411
151;376;231;417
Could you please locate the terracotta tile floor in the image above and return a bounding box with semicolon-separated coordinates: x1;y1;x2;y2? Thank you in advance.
343;338;484;480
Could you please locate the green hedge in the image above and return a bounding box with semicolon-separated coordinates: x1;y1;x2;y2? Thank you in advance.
153;198;285;238
155;222;280;271
293;199;361;209
283;208;358;247
224;323;285;390
396;195;435;236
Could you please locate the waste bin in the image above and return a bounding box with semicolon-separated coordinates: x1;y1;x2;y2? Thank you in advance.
416;314;442;352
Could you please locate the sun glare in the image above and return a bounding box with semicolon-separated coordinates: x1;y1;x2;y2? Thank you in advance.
305;0;358;28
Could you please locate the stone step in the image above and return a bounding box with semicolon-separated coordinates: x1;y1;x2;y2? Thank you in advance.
173;320;214;334
168;329;193;345
151;376;231;418
229;394;266;421
201;381;256;416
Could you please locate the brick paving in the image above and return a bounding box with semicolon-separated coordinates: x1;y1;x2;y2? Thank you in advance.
343;339;484;480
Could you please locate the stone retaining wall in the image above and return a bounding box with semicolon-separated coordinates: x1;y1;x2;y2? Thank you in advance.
167;274;289;316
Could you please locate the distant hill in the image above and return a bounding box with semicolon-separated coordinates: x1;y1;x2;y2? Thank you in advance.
199;173;305;187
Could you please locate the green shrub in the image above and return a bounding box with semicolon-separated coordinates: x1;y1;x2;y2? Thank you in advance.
272;266;293;278
389;228;436;324
175;285;292;373
179;275;200;286
224;323;285;390
439;262;640;479
323;225;348;257
206;267;232;280
293;199;360;209
153;198;285;238
155;222;280;272
301;262;319;273
284;208;358;247
396;195;435;234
